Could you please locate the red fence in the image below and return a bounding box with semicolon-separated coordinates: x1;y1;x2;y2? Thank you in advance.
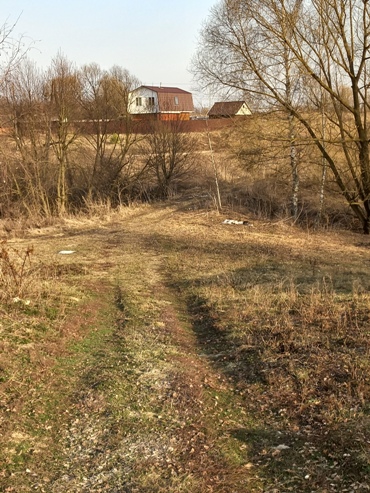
75;117;248;135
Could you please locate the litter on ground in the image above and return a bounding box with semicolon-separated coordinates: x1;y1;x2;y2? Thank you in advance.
223;219;253;226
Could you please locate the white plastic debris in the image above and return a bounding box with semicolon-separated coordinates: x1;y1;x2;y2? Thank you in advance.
58;250;76;254
274;444;290;451
223;219;253;226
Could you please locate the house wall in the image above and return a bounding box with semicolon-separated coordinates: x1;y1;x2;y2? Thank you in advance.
159;112;191;121
236;104;252;116
132;112;191;122
128;87;159;114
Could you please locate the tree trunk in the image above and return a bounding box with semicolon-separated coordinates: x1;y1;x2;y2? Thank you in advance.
289;112;299;219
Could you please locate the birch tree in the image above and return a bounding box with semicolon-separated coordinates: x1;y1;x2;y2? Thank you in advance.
194;0;370;233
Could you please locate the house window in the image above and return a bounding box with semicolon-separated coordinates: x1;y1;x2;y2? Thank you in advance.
174;96;179;106
148;97;155;106
136;97;142;107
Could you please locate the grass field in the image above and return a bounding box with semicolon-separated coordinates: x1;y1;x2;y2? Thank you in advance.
0;200;369;492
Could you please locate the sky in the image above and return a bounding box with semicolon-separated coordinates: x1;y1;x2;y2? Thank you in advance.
1;0;217;107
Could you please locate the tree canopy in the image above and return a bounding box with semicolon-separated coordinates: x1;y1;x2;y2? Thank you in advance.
193;0;370;233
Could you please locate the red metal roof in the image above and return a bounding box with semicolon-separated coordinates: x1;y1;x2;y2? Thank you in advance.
141;85;192;95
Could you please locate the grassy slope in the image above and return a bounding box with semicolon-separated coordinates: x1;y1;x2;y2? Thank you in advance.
0;202;369;492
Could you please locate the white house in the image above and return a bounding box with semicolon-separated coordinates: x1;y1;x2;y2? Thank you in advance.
128;85;194;121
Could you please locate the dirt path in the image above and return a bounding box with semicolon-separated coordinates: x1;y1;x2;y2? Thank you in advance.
4;204;369;492
21;206;257;493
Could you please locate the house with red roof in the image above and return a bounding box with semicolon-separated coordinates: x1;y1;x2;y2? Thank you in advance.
128;85;194;121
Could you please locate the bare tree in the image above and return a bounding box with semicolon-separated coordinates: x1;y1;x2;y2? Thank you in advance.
2;60;52;216
194;0;370;233
143;120;198;199
46;53;82;214
79;64;142;201
0;18;34;216
0;17;30;84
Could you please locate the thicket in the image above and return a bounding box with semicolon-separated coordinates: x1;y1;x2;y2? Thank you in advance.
0;54;360;233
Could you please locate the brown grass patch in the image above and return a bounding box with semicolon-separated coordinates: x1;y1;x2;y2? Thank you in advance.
0;202;369;492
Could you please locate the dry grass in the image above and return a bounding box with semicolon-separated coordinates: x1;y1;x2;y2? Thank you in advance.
137;203;370;491
0;241;35;301
0;201;369;492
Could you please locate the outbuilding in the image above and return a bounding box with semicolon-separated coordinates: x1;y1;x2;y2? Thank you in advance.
208;101;252;118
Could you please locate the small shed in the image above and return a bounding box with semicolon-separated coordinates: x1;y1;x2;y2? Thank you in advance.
208;101;252;119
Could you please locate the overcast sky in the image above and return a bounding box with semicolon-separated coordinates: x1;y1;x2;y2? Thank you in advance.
1;0;216;106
